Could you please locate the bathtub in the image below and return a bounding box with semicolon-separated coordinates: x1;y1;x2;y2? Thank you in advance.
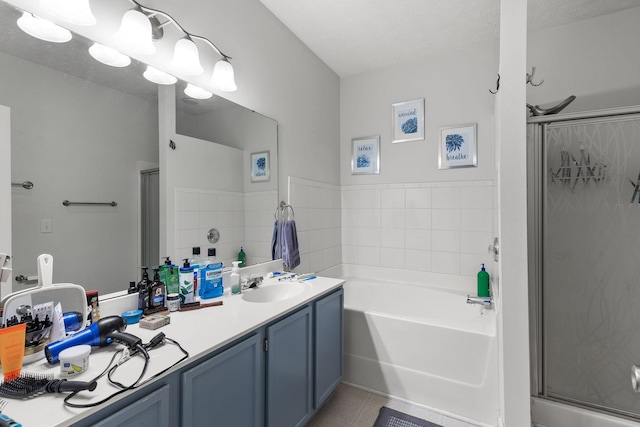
341;275;498;426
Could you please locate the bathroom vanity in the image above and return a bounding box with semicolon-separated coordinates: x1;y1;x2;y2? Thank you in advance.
7;277;344;427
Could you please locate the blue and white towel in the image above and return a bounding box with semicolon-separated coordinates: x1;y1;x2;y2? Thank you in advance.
281;219;300;270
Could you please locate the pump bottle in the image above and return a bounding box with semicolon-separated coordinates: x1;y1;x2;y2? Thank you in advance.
230;261;241;294
137;267;150;310
179;259;195;304
238;247;246;268
477;264;490;297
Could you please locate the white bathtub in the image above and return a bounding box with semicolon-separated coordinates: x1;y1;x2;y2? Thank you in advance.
341;276;499;426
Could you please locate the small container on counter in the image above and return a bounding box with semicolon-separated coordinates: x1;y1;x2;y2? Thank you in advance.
167;293;180;312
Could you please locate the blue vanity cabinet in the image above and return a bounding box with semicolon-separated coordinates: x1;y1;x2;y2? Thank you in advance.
265;306;313;427
90;385;171;427
314;287;344;408
181;332;265;427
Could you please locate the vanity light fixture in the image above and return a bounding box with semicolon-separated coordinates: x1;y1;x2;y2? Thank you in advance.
184;83;212;100
211;58;237;92
143;65;177;85
16;12;72;43
126;0;237;91
114;8;156;55
39;0;96;26
170;37;203;76
88;43;131;68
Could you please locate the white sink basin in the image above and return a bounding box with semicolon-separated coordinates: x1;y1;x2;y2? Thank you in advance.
242;282;306;303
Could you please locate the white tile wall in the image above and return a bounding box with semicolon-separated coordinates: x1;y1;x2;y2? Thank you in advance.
175;187;246;267
289;177;342;273
342;180;496;277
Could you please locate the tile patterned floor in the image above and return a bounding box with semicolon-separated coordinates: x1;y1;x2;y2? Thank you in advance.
308;383;479;427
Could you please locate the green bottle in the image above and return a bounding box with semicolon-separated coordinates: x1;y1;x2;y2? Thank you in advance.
159;256;180;295
477;264;490;297
238;246;246;268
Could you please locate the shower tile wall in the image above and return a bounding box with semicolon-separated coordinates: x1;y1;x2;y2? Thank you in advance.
175;187;246;267
342;181;496;276
288;177;342;273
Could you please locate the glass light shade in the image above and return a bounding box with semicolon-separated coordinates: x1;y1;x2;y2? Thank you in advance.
211;59;237;92
184;84;212;100
88;43;131;67
143;66;177;85
114;9;155;55
17;12;72;43
171;38;203;76
39;0;96;26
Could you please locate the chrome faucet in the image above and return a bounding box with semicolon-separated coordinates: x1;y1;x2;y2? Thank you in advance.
466;295;493;308
242;276;263;290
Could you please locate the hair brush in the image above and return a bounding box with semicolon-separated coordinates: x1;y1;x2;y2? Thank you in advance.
0;372;97;398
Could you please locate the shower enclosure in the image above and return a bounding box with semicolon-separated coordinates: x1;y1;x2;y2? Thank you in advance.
529;107;640;423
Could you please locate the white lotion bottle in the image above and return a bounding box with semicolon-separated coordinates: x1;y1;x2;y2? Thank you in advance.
230;261;241;294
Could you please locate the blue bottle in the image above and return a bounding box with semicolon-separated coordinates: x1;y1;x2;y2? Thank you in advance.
199;248;224;299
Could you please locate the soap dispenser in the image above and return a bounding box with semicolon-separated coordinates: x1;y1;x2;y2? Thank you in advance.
147;268;167;313
160;256;179;295
179;259;195;304
230;261;241;295
189;247;202;297
477;264;490;297
137;267;150;310
238;247;246;268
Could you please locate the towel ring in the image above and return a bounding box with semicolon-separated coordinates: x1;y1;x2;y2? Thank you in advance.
274;201;295;221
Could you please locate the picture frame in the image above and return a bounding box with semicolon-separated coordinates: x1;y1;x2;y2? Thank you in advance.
250;151;270;182
392;98;425;143
438;123;478;169
351;135;380;175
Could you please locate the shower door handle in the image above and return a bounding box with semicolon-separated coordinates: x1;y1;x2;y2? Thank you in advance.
631;365;640;392
488;237;499;262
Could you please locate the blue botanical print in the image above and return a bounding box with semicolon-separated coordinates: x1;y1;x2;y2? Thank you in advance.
357;154;371;168
446;134;464;152
256;157;266;171
401;117;418;134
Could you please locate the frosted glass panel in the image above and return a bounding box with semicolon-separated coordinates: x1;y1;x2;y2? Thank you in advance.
543;115;640;416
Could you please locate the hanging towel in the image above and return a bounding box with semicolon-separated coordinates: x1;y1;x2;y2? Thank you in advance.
271;220;282;260
281;219;300;270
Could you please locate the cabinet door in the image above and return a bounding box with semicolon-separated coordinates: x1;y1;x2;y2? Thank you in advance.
182;333;264;427
266;306;312;427
314;288;344;408
92;385;170;427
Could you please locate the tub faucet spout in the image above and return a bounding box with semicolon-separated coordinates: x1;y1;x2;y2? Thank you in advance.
467;295;493;308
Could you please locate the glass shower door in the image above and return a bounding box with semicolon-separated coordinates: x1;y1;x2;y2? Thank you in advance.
542;113;640;417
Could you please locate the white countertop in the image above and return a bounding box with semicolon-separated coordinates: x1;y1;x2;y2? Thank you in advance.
6;276;344;427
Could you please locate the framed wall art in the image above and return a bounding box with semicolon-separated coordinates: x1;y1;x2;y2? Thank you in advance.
439;123;478;169
392;98;424;143
351;135;380;175
250;151;270;182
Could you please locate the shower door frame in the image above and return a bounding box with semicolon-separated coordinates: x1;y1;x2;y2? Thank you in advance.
528;105;640;423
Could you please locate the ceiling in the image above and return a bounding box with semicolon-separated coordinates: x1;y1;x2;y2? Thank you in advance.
259;0;640;77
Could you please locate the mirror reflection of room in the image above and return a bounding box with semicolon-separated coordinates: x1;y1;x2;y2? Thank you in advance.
0;0;278;296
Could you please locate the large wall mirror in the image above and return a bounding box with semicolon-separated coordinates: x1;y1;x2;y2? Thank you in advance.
0;0;278;296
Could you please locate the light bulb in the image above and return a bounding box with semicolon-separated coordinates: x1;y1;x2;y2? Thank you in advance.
39;0;96;26
211;58;237;92
171;38;203;76
17;12;72;43
114;9;155;55
184;84;212;100
143;66;177;85
88;43;131;67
